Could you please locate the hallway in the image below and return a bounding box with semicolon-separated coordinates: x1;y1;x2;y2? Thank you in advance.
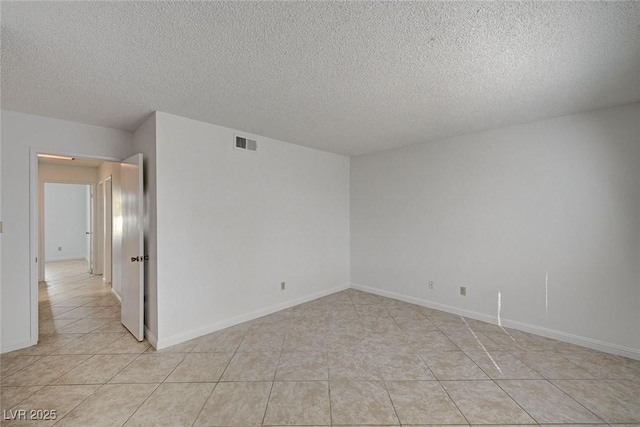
38;260;123;337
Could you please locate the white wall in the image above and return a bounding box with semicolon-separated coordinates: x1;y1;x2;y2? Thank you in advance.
132;113;158;343
1;110;133;353
154;112;350;347
44;183;90;262
351;103;640;357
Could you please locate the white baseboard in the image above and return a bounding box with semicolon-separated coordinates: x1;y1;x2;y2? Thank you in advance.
155;284;350;350
144;325;158;349
111;288;122;303
351;283;640;361
1;339;35;354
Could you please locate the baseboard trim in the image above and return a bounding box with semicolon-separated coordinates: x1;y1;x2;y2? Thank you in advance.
110;288;122;303
351;283;640;361
144;325;158;349
155;284;350;350
1;339;34;354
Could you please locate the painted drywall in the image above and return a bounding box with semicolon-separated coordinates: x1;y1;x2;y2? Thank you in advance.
37;163;99;281
98;161;122;296
351;103;640;356
132;113;158;344
44;183;90;262
0;110;133;353
154;112;350;347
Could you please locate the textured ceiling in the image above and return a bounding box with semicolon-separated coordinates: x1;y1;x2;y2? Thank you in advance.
2;2;639;156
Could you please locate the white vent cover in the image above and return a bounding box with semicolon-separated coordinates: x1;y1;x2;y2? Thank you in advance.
234;135;257;152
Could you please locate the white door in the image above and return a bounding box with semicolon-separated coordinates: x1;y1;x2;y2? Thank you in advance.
120;153;144;341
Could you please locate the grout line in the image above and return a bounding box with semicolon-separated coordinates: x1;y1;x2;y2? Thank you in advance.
114;382;162;427
438;378;472;426
260;331;285;425
16;269;638;426
381;379;403;426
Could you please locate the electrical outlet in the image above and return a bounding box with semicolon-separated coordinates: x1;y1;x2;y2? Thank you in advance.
58;246;62;251
460;286;467;296
428;281;434;289
281;282;285;290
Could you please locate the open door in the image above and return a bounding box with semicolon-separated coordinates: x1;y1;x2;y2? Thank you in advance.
120;153;144;341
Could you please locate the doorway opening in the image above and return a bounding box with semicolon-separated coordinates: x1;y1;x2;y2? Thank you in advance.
30;149;145;346
36;154;122;339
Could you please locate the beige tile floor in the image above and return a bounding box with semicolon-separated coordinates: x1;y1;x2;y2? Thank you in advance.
2;260;640;426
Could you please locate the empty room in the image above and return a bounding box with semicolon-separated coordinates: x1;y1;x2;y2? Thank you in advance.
1;1;639;426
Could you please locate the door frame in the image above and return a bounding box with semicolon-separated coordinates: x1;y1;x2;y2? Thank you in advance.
29;148;121;346
100;176;113;285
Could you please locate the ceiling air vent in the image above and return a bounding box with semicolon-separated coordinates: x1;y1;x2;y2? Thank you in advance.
234;135;257;152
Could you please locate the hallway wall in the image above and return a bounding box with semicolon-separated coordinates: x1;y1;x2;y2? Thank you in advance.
44;183;90;262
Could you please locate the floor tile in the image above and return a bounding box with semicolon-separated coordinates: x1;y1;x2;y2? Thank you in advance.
191;329;245;353
53;354;139;384
0;386;44;411
124;382;215;426
553;380;640;423
8;334;85;356
7;261;640;427
195;381;272;426
322;331;368;352
237;331;286;352
220;352;280;381
420;351;489;380
53;305;110;319
498;379;604;423
373;352;435;380
442;330;504;351
511;351;595;379
88;305;120;319
57;318;111;334
386;380;466;424
1;355;43;379
109;354;186;383
50;333;125;355
275;352;328;381
38;318;81;335
165;352;233;382
2;355;91;386
441;380;536;424
464;350;543;379
329;352;381;380
3;385;99;427
95;334;151;354
404;330;459;351
282;331;325;352
263;381;331;426
54;383;158;427
93;319;129;333
329;380;399;425
560;351;640;380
